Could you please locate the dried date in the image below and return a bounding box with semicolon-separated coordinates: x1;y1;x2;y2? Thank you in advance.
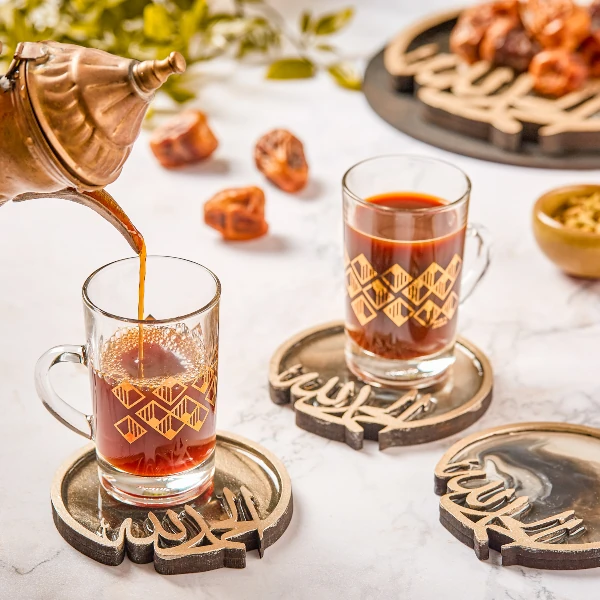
450;1;519;64
150;110;218;168
254;129;309;193
480;18;540;71
529;49;588;96
204;186;268;241
580;35;600;77
590;0;600;32
520;0;590;51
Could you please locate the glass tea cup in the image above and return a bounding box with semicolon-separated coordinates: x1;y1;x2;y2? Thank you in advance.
343;155;490;387
35;256;220;507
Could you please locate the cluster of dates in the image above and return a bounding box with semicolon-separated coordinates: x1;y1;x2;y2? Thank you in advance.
149;110;309;241
450;0;600;96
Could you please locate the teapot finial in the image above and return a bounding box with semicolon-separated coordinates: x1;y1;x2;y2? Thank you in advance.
0;42;187;208
133;52;187;95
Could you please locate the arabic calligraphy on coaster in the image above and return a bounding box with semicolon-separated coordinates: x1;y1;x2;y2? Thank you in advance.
269;321;493;450
51;432;293;575
434;422;600;570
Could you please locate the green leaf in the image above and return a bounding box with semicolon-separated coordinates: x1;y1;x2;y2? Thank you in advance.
179;0;207;46
172;0;195;10
314;7;354;36
143;4;174;42
160;78;196;103
166;87;196;103
191;0;208;23
266;58;315;80
327;62;362;91
237;38;259;58
72;0;96;14
299;11;311;33
316;43;336;52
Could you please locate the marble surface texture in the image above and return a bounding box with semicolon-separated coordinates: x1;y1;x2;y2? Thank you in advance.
1;0;600;598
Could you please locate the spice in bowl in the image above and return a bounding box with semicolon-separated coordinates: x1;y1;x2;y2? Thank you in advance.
533;184;600;278
552;190;600;233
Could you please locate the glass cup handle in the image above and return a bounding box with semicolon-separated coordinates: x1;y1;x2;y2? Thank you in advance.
34;344;93;439
461;223;492;303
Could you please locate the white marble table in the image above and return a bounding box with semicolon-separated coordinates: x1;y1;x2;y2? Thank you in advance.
2;0;600;598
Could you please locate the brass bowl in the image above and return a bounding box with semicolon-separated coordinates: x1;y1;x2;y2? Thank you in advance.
533;185;600;279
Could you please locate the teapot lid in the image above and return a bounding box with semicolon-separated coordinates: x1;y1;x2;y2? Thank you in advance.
19;41;185;189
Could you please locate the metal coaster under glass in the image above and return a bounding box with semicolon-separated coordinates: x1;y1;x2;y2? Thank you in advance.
269;321;493;450
51;431;293;575
435;422;600;570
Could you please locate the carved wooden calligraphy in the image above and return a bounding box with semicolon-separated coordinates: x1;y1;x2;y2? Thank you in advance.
269;322;493;450
383;9;600;155
51;433;293;575
434;423;600;570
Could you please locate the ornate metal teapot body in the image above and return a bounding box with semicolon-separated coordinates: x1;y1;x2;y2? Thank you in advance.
0;41;185;251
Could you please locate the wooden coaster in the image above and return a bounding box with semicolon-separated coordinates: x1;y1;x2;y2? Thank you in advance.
269;321;493;450
363;9;600;169
434;422;600;569
51;431;293;575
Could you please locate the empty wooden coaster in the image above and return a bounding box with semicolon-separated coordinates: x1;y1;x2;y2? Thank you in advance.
435;422;600;569
362;9;600;169
51;431;293;575
269;321;493;450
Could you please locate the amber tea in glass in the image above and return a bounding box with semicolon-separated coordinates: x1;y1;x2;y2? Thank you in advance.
343;155;490;387
36;256;220;507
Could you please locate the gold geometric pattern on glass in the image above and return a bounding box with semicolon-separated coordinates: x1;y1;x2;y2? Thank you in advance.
191;368;216;407
114;414;147;443
136;400;185;440
412;300;442;327
432;272;455;301
401;279;432;306
112;368;216;444
402;263;445;306
191;373;210;394
383;297;414;327
347;251;462;330
432;256;462;300
345;267;362;299
194;373;217;406
363;279;394;309
440;291;459;321
172;396;210;431
112;381;145;409
350;294;377;326
153;376;186;406
350;254;377;284
381;264;413;293
446;255;462;280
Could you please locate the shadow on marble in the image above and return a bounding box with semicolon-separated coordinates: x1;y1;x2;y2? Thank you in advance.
176;157;231;176
295;178;324;202
221;233;292;254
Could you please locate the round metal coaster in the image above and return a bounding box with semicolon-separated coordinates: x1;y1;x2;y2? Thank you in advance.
434;422;600;570
51;431;293;575
269;321;493;450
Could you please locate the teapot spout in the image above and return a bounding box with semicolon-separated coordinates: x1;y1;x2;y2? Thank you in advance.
133;52;187;95
13;188;144;254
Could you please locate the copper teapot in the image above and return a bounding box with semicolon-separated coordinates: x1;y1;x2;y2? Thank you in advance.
0;41;185;252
